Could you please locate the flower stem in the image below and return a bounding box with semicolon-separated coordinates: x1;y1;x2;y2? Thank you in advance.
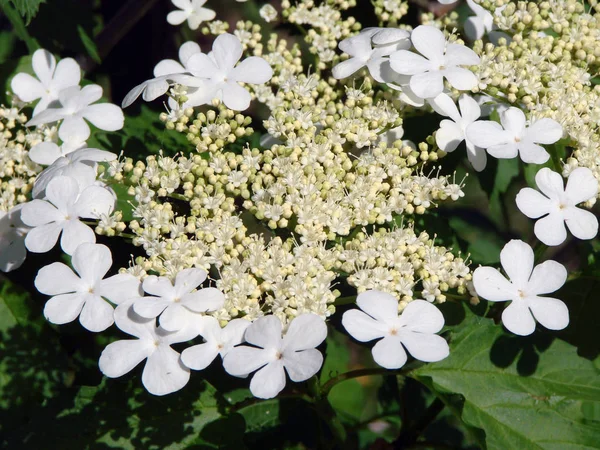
321;366;413;397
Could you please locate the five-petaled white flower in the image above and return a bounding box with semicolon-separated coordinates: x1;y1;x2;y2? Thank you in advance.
473;239;569;336
22;175;115;254
133;268;225;331
184;33;273;110
466;107;563;164
332;28;410;82
223;314;327;399
32;148;116;198
0;204;30;273
181;316;250;370
430;93;486;171
166;0;216;30
11;48;80;116
27;84;124;137
389;25;480;99
516;168;598;246
342;290;449;369
28;118;89;166
99;300;198;396
35;243;141;332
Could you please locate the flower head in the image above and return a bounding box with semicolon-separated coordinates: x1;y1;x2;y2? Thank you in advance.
35;243;141;331
0;204;30;272
516;168;598;246
166;0;216;30
11;49;80;116
99;300;198;395
389;25;480;98
342;291;449;369
223;314;327;399
473;240;569;336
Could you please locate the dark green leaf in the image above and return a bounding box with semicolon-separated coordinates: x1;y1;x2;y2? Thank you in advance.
5;0;45;25
77;24;101;64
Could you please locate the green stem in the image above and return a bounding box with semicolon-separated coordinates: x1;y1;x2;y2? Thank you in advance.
307;376;347;447
167;192;190;201
333;295;356;306
321;366;413;397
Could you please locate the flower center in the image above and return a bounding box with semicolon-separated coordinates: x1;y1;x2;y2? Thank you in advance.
518;289;526;298
275;351;283;360
173;297;181;303
514;137;521;143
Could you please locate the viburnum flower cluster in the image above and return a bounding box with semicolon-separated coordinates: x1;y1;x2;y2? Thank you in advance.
1;0;599;404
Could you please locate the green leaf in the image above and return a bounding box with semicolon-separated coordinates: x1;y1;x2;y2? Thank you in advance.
448;216;504;264
413;305;600;450
0;0;39;51
488;158;519;228
77;24;101;64
6;0;45;25
111;182;137;222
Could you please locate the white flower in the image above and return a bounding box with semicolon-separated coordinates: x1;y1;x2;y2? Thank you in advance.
153;41;201;77
26;85;124;136
333;28;410;83
389;25;480;98
99;300;198;396
28;119;89;165
0;204;30;272
22;175;115;254
516;168;598;246
184;33;273;110
378;125;416;150
259;4;278;23
342;291;449;369
33;148;117;198
166;0;216;30
464;0;493;40
10;48;80;116
181;317;250;370
473;239;569;336
133;268;225;331
35;243;141;331
430;93;486;171
437;0;458;3
223;314;327;399
466;107;563;164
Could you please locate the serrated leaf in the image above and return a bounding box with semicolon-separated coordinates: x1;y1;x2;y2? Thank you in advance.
7;0;45;24
77;25;101;64
413;305;600;450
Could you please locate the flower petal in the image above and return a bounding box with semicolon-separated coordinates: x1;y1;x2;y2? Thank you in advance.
526;118;562;144
283;313;327;351
534;167;565;201
32;49;56;87
35;261;82;295
46;175;80;212
60;219;96;255
527;296;569;331
142;275;175;298
25;222;63;253
223;346;273;376
212;33;242;71
284;348;323;382
71;242;112;284
182;287;224;312
371;336;408;369
465;121;507;148
564;206;599;241
99;339;153;378
167;10;189;26
458;94;481;124
219;319;251;354
398;331;449;362
79;293;115;332
436;120;464;152
181;342;220;370
473;267;515;301
222;82;252;111
356;290;399;321
97;273;142;304
10;73;45;102
534;213;567;246
53;58;81;91
342;309;387;342
250;360;286;399
142;345;190;396
159;304;190;331
114;301;155;339
429;93;461;122
500;107;526;136
398;300;445;333
21;199;62;226
500;240;534;289
501;301;536;336
29;142;63;165
82;104;125;131
133;296;171;319
444;44;480;67
230;57;273;84
44;293;85;325
179;41;201;65
487;142;518;159
527;260;567;296
565;167;598;205
389;51;432;75
332;57;368;79
153;59;186;77
411;25;445;62
443;67;478;91
517;141;550;164
244;315;282;349
465;141;487;172
515;187;552;219
174;268;207;294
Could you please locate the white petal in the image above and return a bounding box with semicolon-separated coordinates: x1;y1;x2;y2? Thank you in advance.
82;104;124;131
142;345;190;396
341;309;387;342
230;57;273;84
186;52;219;79
182;287;224;312
223;346;273;376
79;294;115;332
429;93;461;122
339;33;372;57
99;339;153;378
122;81;148;108
26;107;65;127
35;262;82;295
133;296;171;318
527;296;569;331
527;260;567;296
60;220;95;255
250;360;286;399
389;51;432;75
501;301;536;336
174;267;207;294
97;274;142;304
52;58;81;91
517;141;550;164
71;148;117;163
464;16;485;40
159;304;190;331
153;59;186;77
244;315;282;349
179;41;201;66
356;290;399;321
444;44;480;67
372;28;410;46
436;120;464;152
411;25;445;62
114;301;155;339
564;207;599;240
332;58;368;79
515;187;552;219
565;167;598;205
181;342;220;370
526;118;562;144
46;175;81;212
534;213;567;246
487;142;519;159
71;242;112;284
535;167;565;201
167;10;189;26
25;222;63;253
222;82;252;111
500;240;534;288
443;67;478;91
32;49;56;86
282;313;327;351
28;142;62;166
398;331;449;362
219;319;252;354
465;120;507;148
398;300;445;333
284;349;323;382
44;293;85;325
142;78;171;101
10;73;45;102
143;275;175;298
473;267;515;302
410;71;445;99
465;141;487;171
500;107;526;136
212;33;242;71
371;336;408;369
458;94;481;124
21;199;62;226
